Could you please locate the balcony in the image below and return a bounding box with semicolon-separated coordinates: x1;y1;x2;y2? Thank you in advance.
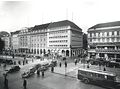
96;48;120;53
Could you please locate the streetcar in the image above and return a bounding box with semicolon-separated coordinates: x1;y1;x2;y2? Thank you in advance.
77;68;120;88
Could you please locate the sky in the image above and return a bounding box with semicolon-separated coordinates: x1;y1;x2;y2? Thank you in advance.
0;0;120;33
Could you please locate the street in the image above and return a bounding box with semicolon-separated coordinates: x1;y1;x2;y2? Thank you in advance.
0;57;105;89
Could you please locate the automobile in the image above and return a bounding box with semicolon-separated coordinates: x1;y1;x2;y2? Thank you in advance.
21;67;36;78
49;60;57;67
34;64;41;70
21;71;34;78
38;65;48;71
7;66;20;73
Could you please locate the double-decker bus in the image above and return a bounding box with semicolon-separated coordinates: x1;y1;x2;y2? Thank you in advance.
77;68;120;89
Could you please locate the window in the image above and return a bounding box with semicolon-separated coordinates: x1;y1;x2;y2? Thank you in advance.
37;44;39;47
107;32;109;36
102;32;104;36
98;32;100;37
117;31;119;35
90;33;92;37
112;31;114;35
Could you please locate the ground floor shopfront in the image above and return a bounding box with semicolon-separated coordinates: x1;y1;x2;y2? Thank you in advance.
13;47;84;57
88;52;120;61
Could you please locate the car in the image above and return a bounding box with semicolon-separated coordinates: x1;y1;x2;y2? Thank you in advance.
21;67;36;78
7;66;20;73
49;60;57;67
34;64;41;70
21;71;34;78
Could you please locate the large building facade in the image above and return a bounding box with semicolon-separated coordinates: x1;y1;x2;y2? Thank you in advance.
88;21;120;60
47;20;83;57
11;20;83;57
11;30;21;54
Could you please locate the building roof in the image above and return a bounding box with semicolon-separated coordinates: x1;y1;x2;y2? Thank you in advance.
47;20;82;31
89;21;120;29
11;30;21;35
32;23;50;31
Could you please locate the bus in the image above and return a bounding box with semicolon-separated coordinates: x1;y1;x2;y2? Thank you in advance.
77;68;120;88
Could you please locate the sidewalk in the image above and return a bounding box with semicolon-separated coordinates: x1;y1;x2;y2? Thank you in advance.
54;62;120;82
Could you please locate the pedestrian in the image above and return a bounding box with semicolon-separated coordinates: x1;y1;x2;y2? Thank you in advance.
23;79;27;89
59;62;62;67
51;66;54;73
74;59;77;65
37;70;40;76
103;67;106;71
65;61;67;68
4;78;8;89
14;61;16;65
23;61;24;65
42;71;44;77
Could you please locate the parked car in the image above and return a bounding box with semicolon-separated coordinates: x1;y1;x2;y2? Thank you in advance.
49;60;57;67
7;66;20;73
21;71;34;78
21;67;36;78
34;64;41;70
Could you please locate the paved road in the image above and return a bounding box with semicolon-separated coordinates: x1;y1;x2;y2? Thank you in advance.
0;60;105;89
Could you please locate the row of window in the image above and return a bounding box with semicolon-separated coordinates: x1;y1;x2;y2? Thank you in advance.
20;29;47;34
31;38;46;42
89;38;120;42
31;44;46;47
49;35;68;39
89;31;120;37
49;45;68;47
49;40;68;43
31;34;47;38
49;30;68;35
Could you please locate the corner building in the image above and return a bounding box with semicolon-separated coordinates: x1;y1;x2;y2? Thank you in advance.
47;20;83;57
88;21;120;60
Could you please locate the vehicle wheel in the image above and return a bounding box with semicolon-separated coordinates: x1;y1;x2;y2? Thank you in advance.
83;78;89;84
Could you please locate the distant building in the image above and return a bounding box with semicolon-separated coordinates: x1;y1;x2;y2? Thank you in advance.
11;30;21;55
88;21;120;60
0;31;10;49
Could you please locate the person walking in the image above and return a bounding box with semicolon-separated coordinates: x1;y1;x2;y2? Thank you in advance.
23;79;27;89
37;70;40;76
42;71;44;77
51;66;54;73
103;67;106;71
74;59;77;65
59;62;62;67
4;78;8;89
65;61;67;68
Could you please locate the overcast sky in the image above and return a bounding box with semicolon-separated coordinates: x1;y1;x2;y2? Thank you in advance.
0;0;120;33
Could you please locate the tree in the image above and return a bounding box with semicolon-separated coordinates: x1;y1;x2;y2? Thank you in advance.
0;38;5;54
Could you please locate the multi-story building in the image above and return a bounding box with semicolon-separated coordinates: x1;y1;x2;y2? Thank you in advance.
47;20;83;57
11;20;83;57
88;21;120;60
0;31;11;55
0;31;10;50
11;30;21;54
